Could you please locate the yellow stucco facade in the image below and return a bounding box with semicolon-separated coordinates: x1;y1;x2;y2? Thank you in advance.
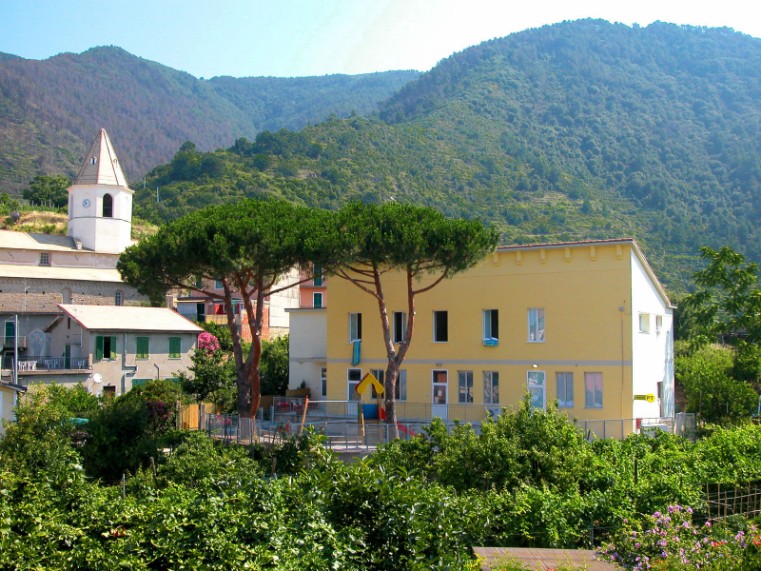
323;239;674;433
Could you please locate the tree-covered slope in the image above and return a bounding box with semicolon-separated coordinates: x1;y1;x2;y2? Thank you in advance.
0;46;417;193
134;20;761;288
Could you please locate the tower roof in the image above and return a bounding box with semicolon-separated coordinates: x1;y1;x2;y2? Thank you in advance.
73;128;129;187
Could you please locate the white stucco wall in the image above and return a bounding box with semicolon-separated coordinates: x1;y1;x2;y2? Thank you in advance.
630;251;674;418
268;268;301;329
287;308;327;398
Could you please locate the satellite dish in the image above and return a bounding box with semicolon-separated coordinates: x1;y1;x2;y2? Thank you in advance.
92;373;103;384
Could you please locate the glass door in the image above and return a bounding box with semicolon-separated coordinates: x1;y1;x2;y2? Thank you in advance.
432;370;448;419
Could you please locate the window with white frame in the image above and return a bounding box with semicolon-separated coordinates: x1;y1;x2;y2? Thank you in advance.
349;313;362;342
527;370;546;409
114;290;123;306
556;372;574;408
393;311;407;344
483;371;499;404
347;368;362;400
528;308;545;342
396;370;407;401
655;315;663;334
313;292;323;308
639;313;651;333
433;310;448;342
432;370;448;404
584;372;603;408
214;279;223;289
483;309;499;345
458;370;474;403
369;368;407;401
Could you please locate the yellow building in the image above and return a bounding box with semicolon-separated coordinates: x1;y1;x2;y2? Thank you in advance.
317;239;674;437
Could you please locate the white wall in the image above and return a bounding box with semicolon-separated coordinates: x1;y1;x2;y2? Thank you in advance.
630;251;674;418
287;308;327;398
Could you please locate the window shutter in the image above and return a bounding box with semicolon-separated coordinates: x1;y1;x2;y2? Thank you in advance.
137;336;149;358
169;337;181;358
95;336;104;360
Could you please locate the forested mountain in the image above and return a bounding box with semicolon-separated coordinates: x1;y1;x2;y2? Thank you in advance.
133;20;761;288
0;46;417;193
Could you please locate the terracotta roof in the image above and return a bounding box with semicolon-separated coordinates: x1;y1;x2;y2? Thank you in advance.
473;547;617;571
59;304;203;333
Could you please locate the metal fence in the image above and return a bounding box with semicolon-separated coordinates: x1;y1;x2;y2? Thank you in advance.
200;398;696;449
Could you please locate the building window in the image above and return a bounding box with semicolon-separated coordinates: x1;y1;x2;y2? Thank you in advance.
313;265;323;286
528;308;545;342
372;369;407;401
527;370;546;409
458;370;474;403
114;290;123;306
585;372;603;408
393;311;407;344
432;370;448;404
556;372;574;408
136;336;150;359
349;313;362;342
102;193;113;218
433;310;448;342
396;370;407;401
639;313;651;333
313;292;323;308
370;368;384;399
483;371;499;404
95;335;117;360
655;315;663;334
214;279;223;289
483;309;499;345
39;252;50;266
320;367;327;397
347;368;362;400
169;337;181;359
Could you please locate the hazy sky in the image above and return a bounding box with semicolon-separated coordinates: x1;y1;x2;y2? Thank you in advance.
1;0;759;78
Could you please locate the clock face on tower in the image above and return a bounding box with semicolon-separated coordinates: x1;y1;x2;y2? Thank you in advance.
82;198;91;208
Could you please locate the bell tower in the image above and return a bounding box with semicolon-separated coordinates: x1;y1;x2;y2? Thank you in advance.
67;129;134;253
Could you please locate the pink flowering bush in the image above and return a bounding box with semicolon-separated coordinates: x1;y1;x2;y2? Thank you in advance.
197;331;221;353
600;505;761;570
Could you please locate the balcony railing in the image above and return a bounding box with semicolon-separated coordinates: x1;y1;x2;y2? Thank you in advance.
7;356;90;372
0;336;27;349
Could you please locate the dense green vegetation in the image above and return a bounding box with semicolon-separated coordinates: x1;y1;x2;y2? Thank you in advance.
0;46;416;193
124;21;761;287
4;386;761;569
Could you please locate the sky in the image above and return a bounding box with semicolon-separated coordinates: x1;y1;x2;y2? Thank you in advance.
0;0;759;79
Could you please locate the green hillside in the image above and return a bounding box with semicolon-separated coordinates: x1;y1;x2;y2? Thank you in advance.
133;20;761;288
0;46;417;193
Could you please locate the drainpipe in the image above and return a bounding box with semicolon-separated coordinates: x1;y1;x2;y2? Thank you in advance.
13;314;19;385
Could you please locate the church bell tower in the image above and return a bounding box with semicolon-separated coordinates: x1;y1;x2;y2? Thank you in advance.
67;128;134;253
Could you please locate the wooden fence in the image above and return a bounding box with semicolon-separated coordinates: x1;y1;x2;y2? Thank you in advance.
705;481;761;520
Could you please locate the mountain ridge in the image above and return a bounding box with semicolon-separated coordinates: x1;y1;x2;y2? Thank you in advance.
0;45;418;193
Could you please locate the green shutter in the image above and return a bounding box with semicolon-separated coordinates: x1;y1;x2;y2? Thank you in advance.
95;336;104;360
110;336;117;360
169;337;181;359
136;336;149;359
